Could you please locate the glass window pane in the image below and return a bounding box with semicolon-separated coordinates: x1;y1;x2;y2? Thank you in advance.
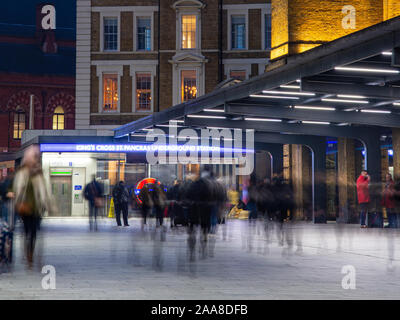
265;14;271;49
181;15;196;49
104;17;118;51
136;73;152;111
13;112;25;139
232;15;246;49
230;70;246;81
103;74;118;111
137;17;151;51
181;70;197;102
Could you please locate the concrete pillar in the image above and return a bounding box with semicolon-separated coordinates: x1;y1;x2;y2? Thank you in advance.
291;144;313;220
270;144;284;178
311;140;327;223
337;138;357;223
381;148;389;182
283;144;291;183
392;128;400;181
363;135;382;214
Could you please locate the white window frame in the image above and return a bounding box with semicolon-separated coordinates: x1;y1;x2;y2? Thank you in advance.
130;63;157;113
96;65;123;113
227;9;248;51
223;58;268;80
172;63;205;105
133;13;154;52
261;6;272;51
176;10;201;52
224;62;251;80
100;12;121;52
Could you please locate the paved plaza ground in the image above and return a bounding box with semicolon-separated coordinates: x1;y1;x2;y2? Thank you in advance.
1;217;400;300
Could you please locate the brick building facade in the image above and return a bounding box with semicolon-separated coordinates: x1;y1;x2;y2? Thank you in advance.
0;1;76;158
76;0;271;129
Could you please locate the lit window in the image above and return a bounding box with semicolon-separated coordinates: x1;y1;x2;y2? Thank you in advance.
230;70;246;81
181;15;196;49
104;17;118;51
137;17;151;51
265;14;271;50
136;73;152;111
13;111;25;139
181;70;197;102
103;74;118;111
231;15;245;49
52;106;64;130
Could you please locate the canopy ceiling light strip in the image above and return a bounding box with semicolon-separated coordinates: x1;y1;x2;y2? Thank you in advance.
263;90;315;96
244;118;282;122
250;94;300;100
187;115;227;119
293;105;336;111
321;98;369;104
335;66;399;74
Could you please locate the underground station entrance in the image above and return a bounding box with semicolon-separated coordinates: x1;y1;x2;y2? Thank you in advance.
115;17;400;224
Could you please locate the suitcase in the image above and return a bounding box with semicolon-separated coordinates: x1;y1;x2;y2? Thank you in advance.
0;201;15;266
368;212;383;228
0;221;13;264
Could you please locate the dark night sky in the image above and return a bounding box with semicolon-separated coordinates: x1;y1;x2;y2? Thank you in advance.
0;0;76;30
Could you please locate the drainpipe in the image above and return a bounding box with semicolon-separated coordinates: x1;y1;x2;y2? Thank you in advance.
157;0;161;112
218;0;223;83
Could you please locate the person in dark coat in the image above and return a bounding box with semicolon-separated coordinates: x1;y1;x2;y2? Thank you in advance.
138;183;153;229
84;176;104;231
112;181;130;227
152;182;167;227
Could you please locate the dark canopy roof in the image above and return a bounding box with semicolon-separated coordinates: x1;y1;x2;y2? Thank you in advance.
114;15;400;139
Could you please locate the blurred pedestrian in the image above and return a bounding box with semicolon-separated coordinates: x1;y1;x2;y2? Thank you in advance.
247;174;258;221
13;145;53;266
84;175;103;231
0;172;14;225
167;180;182;228
112;180;130;227
357;170;370;228
138;182;153;230
152;182;167;227
382;173;396;228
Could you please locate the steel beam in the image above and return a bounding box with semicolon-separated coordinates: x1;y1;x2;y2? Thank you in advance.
226;104;400;128
185;118;384;140
301;79;400;99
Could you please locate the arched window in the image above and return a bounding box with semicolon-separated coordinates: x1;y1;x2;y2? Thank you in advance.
13;109;25;139
52;106;64;130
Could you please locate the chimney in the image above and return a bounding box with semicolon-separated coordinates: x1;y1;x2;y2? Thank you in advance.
36;3;58;54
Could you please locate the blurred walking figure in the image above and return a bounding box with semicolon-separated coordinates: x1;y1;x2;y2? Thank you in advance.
247;174;258;221
84;175;103;231
271;176;295;247
112;181;130;227
13;145;53;266
382;173;396;228
167;180;182;228
357;170;370;228
0;172;14;225
152;181;167;227
138;182;153;230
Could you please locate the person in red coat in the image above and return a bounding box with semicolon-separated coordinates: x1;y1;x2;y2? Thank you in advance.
382;173;396;228
357;170;370;228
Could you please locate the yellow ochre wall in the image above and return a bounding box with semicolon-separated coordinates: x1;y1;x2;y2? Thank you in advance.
271;0;400;61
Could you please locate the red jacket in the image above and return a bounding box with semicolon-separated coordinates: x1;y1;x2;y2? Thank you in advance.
381;180;395;209
356;175;370;204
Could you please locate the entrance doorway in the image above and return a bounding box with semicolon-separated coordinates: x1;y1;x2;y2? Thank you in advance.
51;176;72;216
